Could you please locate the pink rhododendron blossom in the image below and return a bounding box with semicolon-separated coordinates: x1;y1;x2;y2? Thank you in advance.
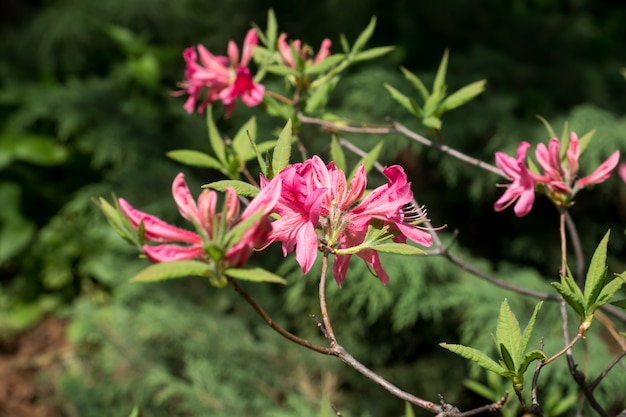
494;141;537;217
277;33;332;69
265;156;432;286
494;133;620;215
175;29;265;117
532;133;619;202
119;172;281;267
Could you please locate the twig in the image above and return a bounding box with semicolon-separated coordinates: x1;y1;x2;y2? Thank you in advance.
530;338;545;417
319;253;337;345
589;351;626;391
457;393;508;417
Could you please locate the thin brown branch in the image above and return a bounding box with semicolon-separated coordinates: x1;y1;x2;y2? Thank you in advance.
456;393;508;417
564;212;585;285
589;351;626;391
319;253;337;345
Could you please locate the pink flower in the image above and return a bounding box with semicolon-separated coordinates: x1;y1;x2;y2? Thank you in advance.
266;156;432;286
175;29;265;117
277;33;332;69
534;132;620;199
494;141;537;217
119;172;281;267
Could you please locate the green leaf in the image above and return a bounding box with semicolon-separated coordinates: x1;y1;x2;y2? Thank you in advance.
305;76;338;113
536;115;556;139
583;231;610;308
265;64;301;77
225;266;286;284
93;197;138;246
339;33;350;54
0;131;68;167
384;83;421;117
348;141;383;179
404;402;416;417
166;150;223;170
610;298;626;309
495;299;521;369
518;350;547;375
400;67;429;102
131;260;212;282
520;301;543;361
232;116;257;163
431;49;449;104
440;343;504;374
463;379;499;402
245;125;268;176
127;406;139;417
203;180;260;197
265;9;278;47
272;119;293;174
352;46;395;63
551;281;585;319
592;274;626;310
439;79;486;113
223;210;267;251
422;116;442;130
330;136;347;173
371;242;425;255
499;343;516;371
304;54;345;75
206;107;227;166
351;16;377;57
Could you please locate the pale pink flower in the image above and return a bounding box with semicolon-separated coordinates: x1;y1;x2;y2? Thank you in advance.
266;156;432;286
494;141;537;217
119;172;281;267
277;33;332;69
175;29;265;117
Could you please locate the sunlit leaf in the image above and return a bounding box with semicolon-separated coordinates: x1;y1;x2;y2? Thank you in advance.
348;141;383;179
384;83;421;117
272;119;292;174
206;108;227;166
232;116;257;163
352;46;394;63
520;301;543;361
166;150;223;171
371;242;425;255
583;231;610;308
440;343;504;374
305;54;345;75
330;135;347;173
439;79;486;113
203;180;260;197
495;299;521;369
131;260;212;282
400;66;429;102
225;267;286;284
351;16;377;57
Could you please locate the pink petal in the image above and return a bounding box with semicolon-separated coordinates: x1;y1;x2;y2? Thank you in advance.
142;244;204;262
619;163;626;184
576;151;620;188
313;39;332;64
240;28;258;67
172;173;200;224
277;33;295;68
566;132;580;176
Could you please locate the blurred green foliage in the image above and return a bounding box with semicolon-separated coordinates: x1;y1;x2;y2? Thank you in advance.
1;0;625;415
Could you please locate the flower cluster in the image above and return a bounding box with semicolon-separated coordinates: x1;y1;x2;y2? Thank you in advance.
495;132;620;216
264;156;432;286
277;33;331;69
175;29;265;117
119;172;281;268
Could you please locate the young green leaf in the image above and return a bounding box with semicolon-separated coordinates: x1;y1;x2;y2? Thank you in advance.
440;343;504;375
94;197;138;246
272;119;292;174
439;79;486;113
520;301;543;360
551;281;585;319
265;8;278;47
495;299;522;369
536;115;557;140
131;260;212;282
232;116;257;163
384;83;421;117
203;180;260;197
206;108;227;166
225;266;286;284
348;141;383;179
166;150;224;171
304;54;345;75
583;230;610;308
590;274;626;311
223;210;267;251
431;49;449;104
518;350;547;375
400;67;430;102
350;16;377;57
330;135;347;173
370;242;426;255
404;402;416;417
353;46;395;63
499;343;516;371
578;129;595;155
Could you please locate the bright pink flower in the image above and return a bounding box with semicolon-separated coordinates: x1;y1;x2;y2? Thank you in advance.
494;141;537;217
175;29;265;117
266;156;432;286
277;33;332;69
119;172;281;267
